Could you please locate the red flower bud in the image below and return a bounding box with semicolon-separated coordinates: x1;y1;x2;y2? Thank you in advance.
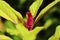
25;11;33;30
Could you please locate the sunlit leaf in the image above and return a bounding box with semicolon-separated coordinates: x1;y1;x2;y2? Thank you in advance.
55;25;60;38
29;0;43;18
16;23;28;37
16;23;44;40
27;26;44;40
0;35;12;40
55;0;60;2
48;25;60;40
48;35;59;40
3;1;25;25
34;0;60;26
30;26;44;36
22;26;44;40
0;1;19;24
0;10;14;23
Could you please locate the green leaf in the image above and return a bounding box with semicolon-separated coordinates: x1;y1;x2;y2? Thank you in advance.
3;20;19;35
27;26;44;40
6;28;19;35
0;1;19;24
44;19;53;29
30;26;44;36
0;10;14;23
55;0;60;2
23;27;44;40
34;0;60;26
4;20;16;29
16;23;44;40
16;23;28;37
48;35;59;40
55;25;60;38
0;35;12;40
2;1;25;25
29;0;43;18
48;25;60;40
19;0;26;5
12;35;22;40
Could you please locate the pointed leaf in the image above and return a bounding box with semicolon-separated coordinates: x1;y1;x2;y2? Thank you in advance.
29;26;44;40
48;35;59;40
29;0;43;18
0;1;19;24
55;25;60;38
0;10;14;23
3;1;25;25
30;26;44;35
0;35;12;40
34;0;60;26
22;26;44;40
48;25;60;40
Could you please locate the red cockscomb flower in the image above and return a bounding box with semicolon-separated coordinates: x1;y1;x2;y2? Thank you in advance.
25;11;33;30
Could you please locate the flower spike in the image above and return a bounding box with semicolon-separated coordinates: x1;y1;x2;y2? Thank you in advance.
25;11;33;30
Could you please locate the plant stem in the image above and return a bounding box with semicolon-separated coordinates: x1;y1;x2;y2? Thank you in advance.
0;17;4;32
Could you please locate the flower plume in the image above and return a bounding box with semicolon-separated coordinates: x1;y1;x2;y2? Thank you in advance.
25;11;33;30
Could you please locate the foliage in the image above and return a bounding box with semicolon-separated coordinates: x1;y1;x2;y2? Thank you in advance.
0;0;60;40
